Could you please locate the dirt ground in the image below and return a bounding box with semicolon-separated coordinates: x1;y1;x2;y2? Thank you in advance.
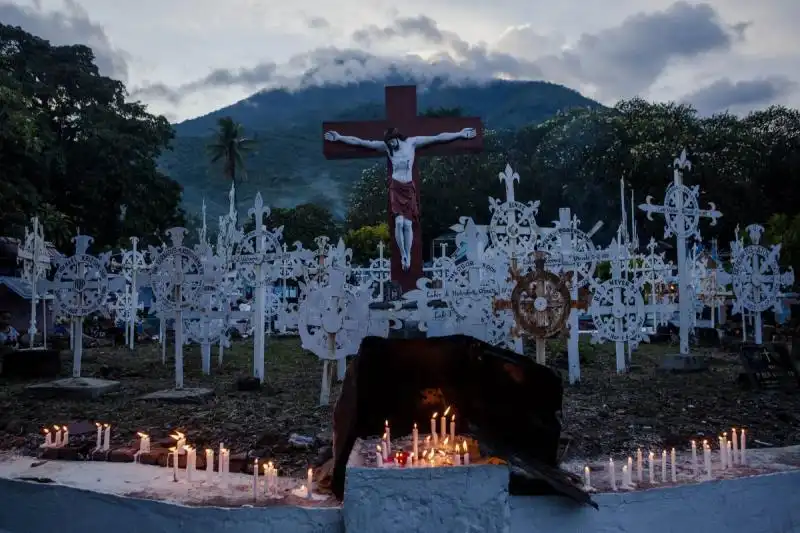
1;337;798;475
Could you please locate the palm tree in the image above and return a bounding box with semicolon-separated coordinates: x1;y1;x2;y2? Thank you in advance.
207;117;256;216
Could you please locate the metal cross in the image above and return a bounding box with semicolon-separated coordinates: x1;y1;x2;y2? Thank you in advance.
638;149;723;355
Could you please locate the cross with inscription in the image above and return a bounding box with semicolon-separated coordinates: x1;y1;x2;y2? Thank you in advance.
322;85;484;292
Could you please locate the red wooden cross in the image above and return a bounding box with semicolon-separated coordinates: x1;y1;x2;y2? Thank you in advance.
321;85;484;293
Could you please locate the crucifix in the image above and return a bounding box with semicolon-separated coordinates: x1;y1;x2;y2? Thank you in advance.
322;85;484;292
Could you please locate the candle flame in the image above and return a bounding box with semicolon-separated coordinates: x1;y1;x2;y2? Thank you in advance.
263;464;269;473
169;447;176;452
451;414;455;421
649;451;654;458
43;428;50;434
170;432;185;440
377;445;382;452
205;448;212;453
443;436;449;446
96;422;102;428
268;461;273;469
137;432;148;438
413;422;417;429
702;439;707;445
443;406;451;417
432;412;438;419
307;467;313;476
584;466;589;473
671;447;675;453
385;420;389;427
53;425;60;430
103;423;109;428
382;432;387;441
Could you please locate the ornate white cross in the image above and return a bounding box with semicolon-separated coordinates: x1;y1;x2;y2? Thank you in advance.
17;216;51;348
638;149;722;355
488;164;541;261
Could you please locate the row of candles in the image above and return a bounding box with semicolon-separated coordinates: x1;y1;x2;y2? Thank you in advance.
42;426;307;500
42;423;112;451
584;429;748;491
375;409;471;468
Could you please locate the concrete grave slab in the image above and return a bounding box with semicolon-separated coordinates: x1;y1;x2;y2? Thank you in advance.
138;388;214;403
26;377;120;399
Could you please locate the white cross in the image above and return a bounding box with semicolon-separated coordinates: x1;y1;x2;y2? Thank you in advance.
499;164;519;203
638;149;722;355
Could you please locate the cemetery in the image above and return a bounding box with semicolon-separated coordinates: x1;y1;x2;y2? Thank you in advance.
1;83;800;532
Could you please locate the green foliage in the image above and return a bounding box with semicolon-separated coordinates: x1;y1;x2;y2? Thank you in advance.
206;116;257;210
345;223;390;264
345;99;800;263
765;213;800;272
244;203;339;249
0;23;184;250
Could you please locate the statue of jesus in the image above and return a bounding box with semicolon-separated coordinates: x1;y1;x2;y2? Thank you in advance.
324;126;476;270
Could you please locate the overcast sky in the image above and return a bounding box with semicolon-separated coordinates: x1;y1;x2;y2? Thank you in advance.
3;0;798;122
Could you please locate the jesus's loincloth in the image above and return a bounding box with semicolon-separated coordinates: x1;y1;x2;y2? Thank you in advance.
389;178;419;221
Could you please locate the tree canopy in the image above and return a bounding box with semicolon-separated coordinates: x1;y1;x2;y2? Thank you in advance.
0;23;185;251
345;99;800;269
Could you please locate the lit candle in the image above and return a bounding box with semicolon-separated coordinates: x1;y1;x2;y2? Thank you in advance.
431;413;438;446
383;432;391;456
381;440;388;461
703;441;712;480
740;429;746;465
462;441;469;465
186;446;196;482
253;459;259;499
583;466;591;490
453;447;461;466
384;420;390;443
376;445;383;467
609;458;617;491
42;428;52;448
102;424;111;451
137;433;150;454
171;446;179;481
731;428;739;464
450;414;456;444
636;448;643;482
264;461;275;495
220;445;229;486
412;423;419;460
718;435;726;469
661;450;667;481
648;451;654;483
95;423;102;449
307;468;313;499
205;449;214;482
441;407;450;446
622;465;630;488
691;440;698;474
670;448;676;482
62;425;69;447
727;441;733;468
626;457;633;484
53;426;62;447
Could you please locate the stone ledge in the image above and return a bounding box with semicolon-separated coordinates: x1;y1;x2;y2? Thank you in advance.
0;478;343;533
344;464;510;533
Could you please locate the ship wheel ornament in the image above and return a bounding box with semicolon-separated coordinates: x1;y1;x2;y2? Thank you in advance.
50;235;114;317
488;164;541;259
505;251;571;339
731;224;794;314
148;228;204;312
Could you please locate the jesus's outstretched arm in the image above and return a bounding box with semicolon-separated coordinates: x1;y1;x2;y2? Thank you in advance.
411;127;476;148
324;131;386;151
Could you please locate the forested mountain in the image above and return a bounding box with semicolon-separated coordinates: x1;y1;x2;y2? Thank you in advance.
160;79;600;219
